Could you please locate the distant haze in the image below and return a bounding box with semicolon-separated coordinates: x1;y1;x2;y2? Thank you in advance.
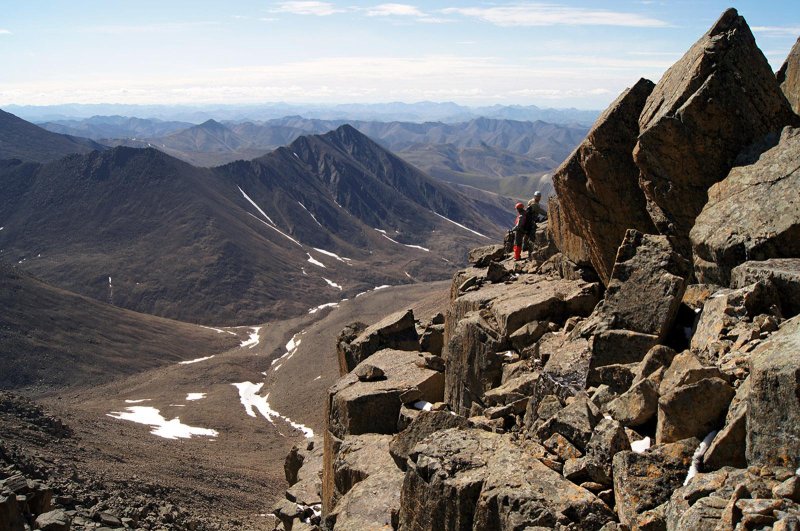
1;1;798;109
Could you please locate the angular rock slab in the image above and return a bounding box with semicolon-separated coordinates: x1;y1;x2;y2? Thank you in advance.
389;410;471;470
552;77;656;285
399;428;614;531
548;196;593;267
327;348;445;439
594;230;690;340
337;309;419;375
634;8;796;255
656;377;735;444
732;259;800;318
747;315;800;469
778;36;800;115
691;126;800;286
612;438;698;528
326;470;404;531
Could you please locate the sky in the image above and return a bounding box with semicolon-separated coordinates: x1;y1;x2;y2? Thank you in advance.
1;1;799;109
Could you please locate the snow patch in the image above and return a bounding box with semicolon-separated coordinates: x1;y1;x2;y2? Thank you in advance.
186;393;206;401
240;326;262;349
313;247;351;263
124;399;151;404
404;271;413;279
308;302;339;314
314;375;322;381
631;437;651;454
107;406;218;440
374;228;387;234
404;244;430;252
238;186;275;225
307;253;326;268
433;212;489;239
231;382;314;438
271;333;303;365
374;285;390;291
378;231;429;252
684;431;718;486
179;355;215;365
322;277;343;290
412;401;434;411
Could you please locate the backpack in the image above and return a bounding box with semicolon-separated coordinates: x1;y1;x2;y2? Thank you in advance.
523;205;536;234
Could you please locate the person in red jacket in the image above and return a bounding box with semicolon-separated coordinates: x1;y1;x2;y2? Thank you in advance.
510;202;527;261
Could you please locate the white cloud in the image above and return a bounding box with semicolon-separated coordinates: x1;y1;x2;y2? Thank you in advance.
272;1;344;16
367;3;425;17
440;4;668;28
0;29;12;35
752;26;800;37
364;3;447;23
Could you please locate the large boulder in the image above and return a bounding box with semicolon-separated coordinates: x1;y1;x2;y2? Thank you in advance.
612;438;698;528
398;428;614;531
747;315;800;469
548;196;593;267
337;309;419;375
691;126;800;286
468;244;506;267
389;410;471;469
778;36;800;115
656;377;735;444
326;349;445;439
326;470;403;531
731;259;800;318
552;77;656;285
634;8;796;256
327;434;397;513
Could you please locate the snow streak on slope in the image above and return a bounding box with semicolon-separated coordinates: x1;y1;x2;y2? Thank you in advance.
313;248;351;263
306;253;326;268
247;212;302;247
298;202;324;228
433;212;489;239
323;278;343;290
179;355;216;365
238;186;275;225
376;230;430;252
231;381;314;438
240;326;261;349
308;302;339;314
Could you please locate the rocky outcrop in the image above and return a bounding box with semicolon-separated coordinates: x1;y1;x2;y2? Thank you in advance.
778;37;800;115
691;126;800;285
585;230;690;369
746;315;800;469
547;196;592;267
634;8;796;256
326;349;444;439
336;309;419;375
552;78;656;284
399;428;614;531
731;259;800;317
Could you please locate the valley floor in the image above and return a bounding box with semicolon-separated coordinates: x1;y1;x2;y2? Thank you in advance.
5;281;449;529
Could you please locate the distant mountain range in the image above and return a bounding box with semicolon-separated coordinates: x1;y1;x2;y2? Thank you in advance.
12;101;600;125
0;112;508;325
45;115;586;198
0;109;105;162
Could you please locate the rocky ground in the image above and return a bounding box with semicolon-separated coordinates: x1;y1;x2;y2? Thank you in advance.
276;10;800;531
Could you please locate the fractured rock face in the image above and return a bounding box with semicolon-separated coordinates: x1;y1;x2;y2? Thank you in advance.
691;126;800;286
612;438;698;528
389;410;471;470
399;428;614;531
552;78;656;285
777;36;800;115
731;259;800;318
747;315;800;469
327;349;445;439
337;309;419;375
656;377;735;444
548;196;593;267
634;8;796;255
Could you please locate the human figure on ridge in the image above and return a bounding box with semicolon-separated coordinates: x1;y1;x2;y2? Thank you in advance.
523;191;547;258
510;202;528;261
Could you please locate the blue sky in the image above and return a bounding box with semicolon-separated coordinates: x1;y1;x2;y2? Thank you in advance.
1;1;798;109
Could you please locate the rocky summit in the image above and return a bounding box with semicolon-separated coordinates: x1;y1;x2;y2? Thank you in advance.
270;9;800;531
